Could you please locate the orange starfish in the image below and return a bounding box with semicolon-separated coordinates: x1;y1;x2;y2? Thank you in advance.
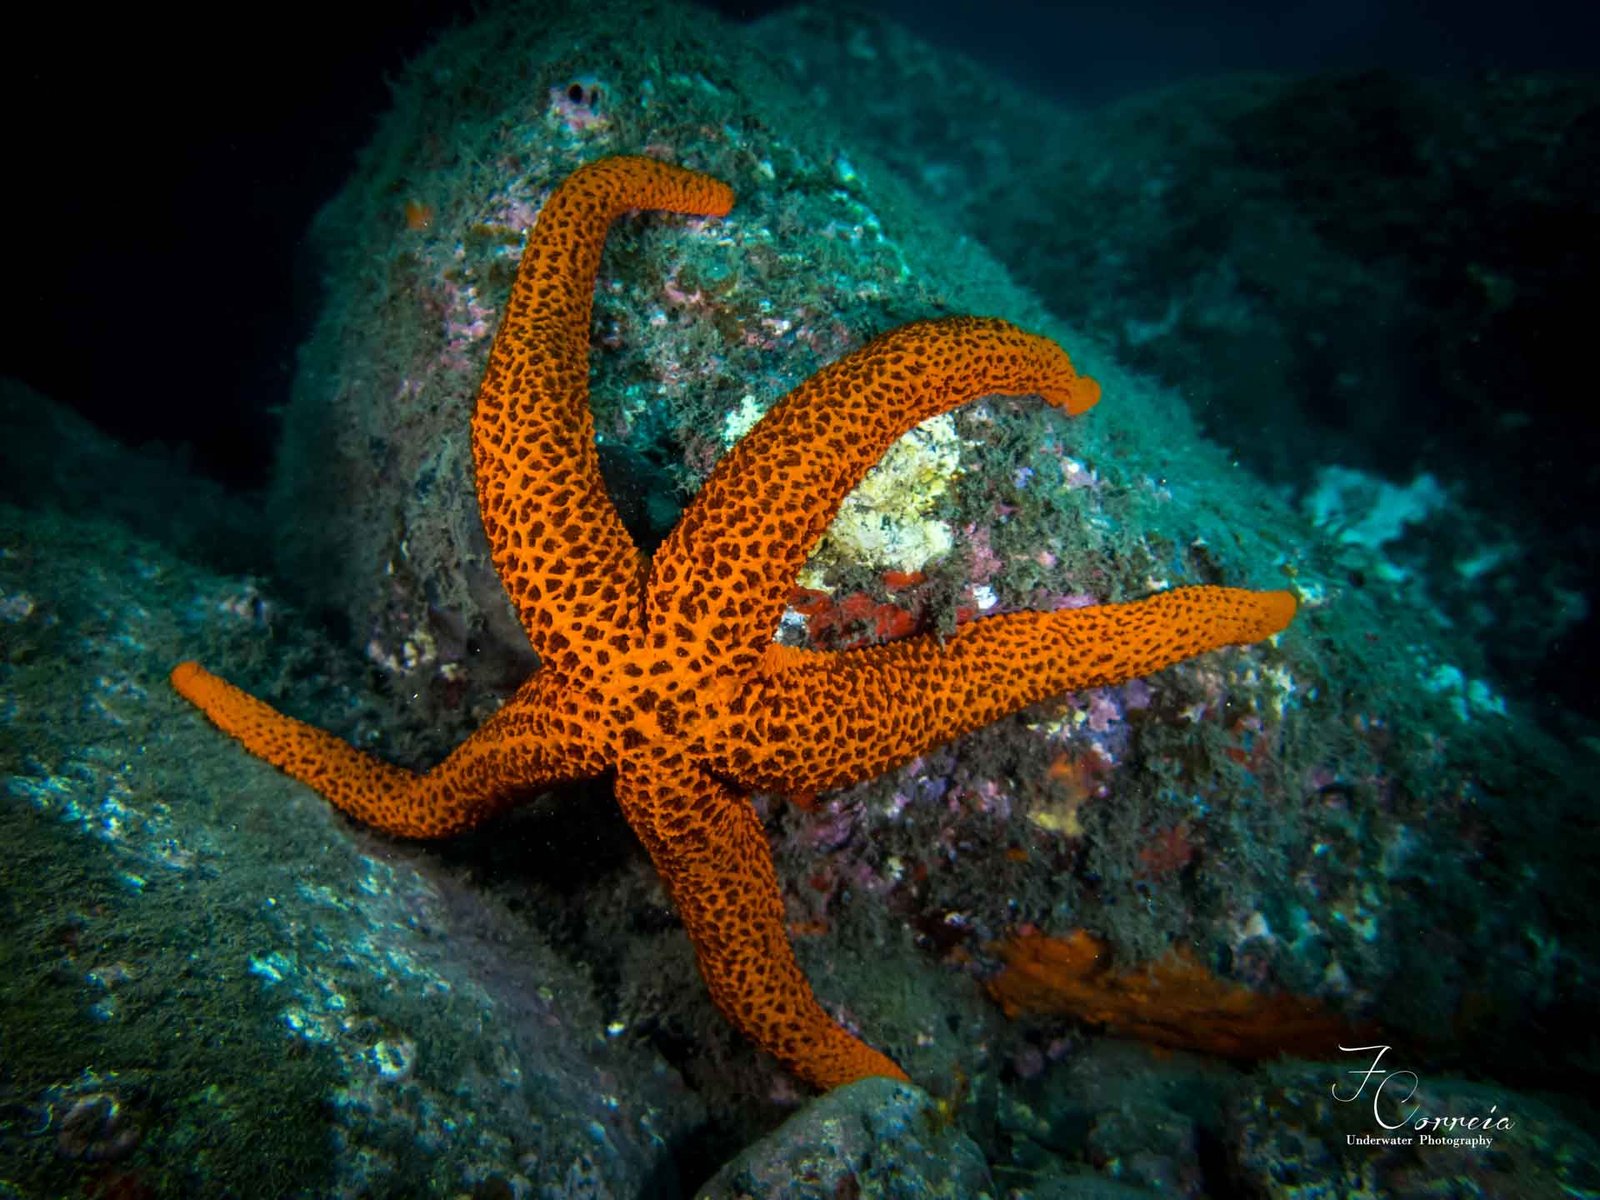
171;155;1296;1090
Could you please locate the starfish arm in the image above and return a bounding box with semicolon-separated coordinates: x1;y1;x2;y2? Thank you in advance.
474;155;734;672
710;586;1297;795
613;754;909;1090
170;663;604;838
650;316;1100;673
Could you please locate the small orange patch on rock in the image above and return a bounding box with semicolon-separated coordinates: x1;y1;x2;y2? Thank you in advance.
1136;821;1196;878
790;586;919;644
403;199;435;231
880;569;926;589
987;929;1364;1061
1028;748;1110;837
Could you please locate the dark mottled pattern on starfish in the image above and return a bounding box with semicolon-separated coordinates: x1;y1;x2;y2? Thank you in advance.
172;154;1296;1090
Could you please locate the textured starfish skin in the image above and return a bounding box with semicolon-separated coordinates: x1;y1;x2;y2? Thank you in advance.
172;155;1297;1090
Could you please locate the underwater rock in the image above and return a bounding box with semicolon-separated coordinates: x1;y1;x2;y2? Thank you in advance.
269;0;1108;752
1227;1062;1600;1198
696;1077;993;1199
756;13;1600;720
0;488;704;1196
230;0;1598;1136
0;377;262;573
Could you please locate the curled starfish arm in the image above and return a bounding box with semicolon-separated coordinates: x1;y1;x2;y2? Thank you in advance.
713;587;1297;795
651;316;1100;673
613;753;909;1090
473;156;734;674
170;663;604;838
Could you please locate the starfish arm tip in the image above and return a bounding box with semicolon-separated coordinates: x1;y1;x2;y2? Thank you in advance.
170;659;221;708
1262;588;1298;635
1047;370;1101;416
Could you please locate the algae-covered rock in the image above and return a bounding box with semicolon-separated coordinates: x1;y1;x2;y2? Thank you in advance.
1227;1061;1600;1199
267;0;1219;758
754;10;1600;721
0;396;704;1196
697;1078;993;1199
253;0;1593;1140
